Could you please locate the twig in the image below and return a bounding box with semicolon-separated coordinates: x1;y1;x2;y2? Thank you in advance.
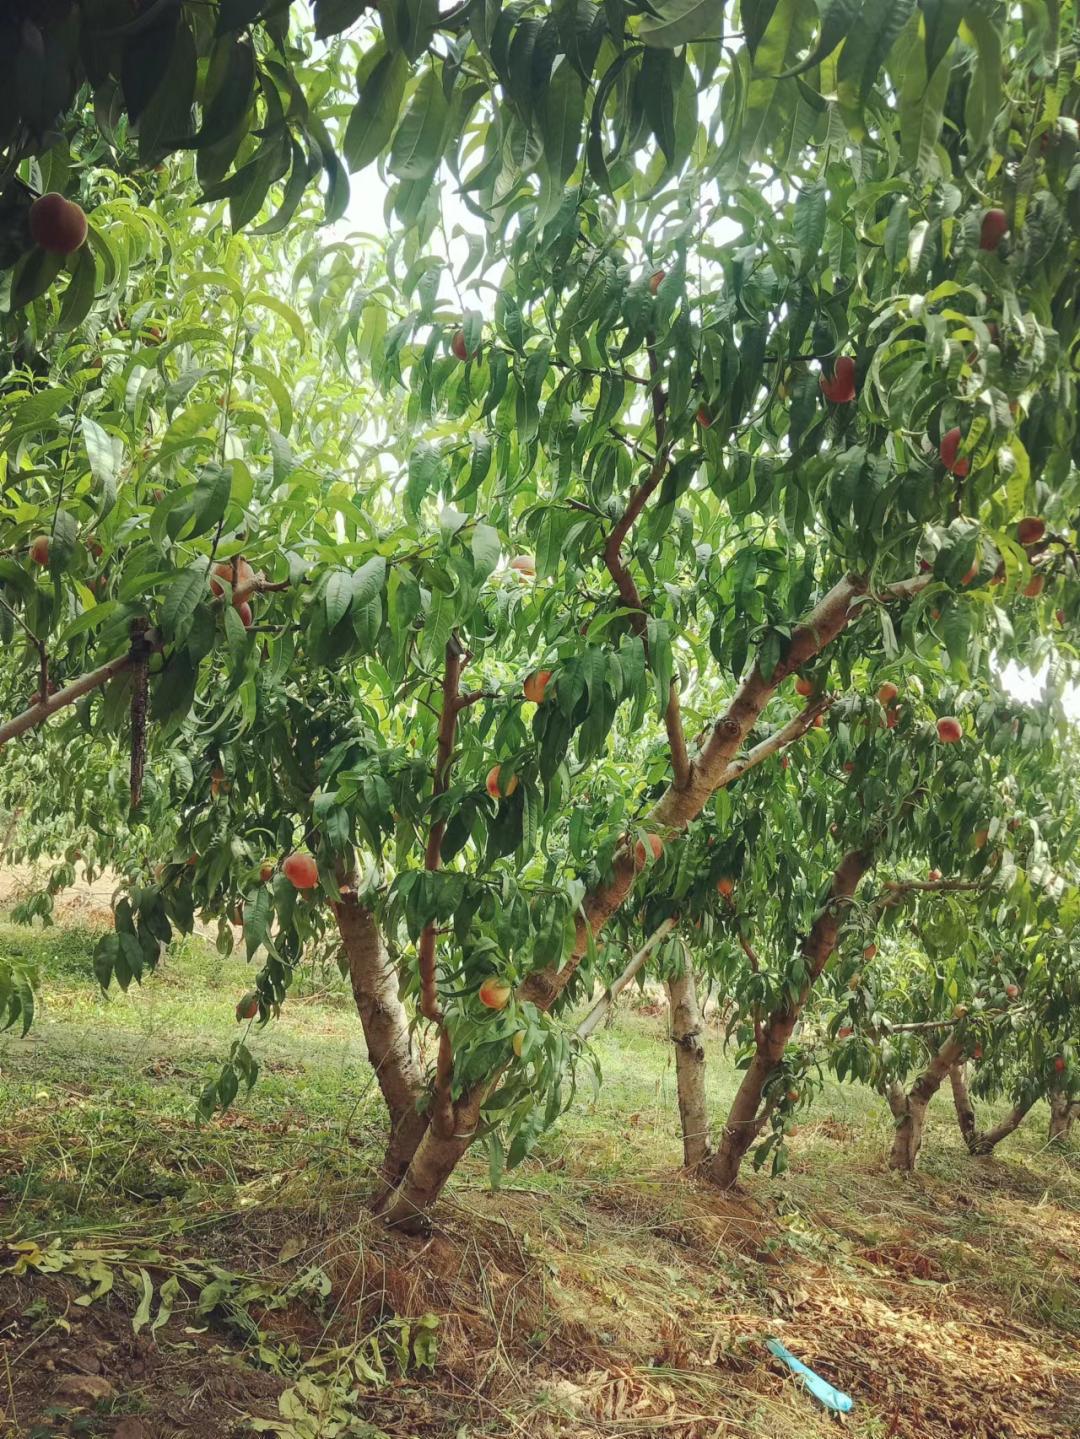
717;695;831;787
599;336;690;788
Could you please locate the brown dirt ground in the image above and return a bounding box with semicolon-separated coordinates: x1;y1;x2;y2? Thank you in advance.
3;1149;1080;1439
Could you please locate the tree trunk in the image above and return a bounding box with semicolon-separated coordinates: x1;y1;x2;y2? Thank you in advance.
709;847;873;1189
949;1063;978;1149
378;1086;489;1232
1048;1090;1079;1145
949;1064;1034;1155
383;574;928;1228
334;894;428;1196
667;967;710;1169
888;1034;964;1171
710;1048;777;1188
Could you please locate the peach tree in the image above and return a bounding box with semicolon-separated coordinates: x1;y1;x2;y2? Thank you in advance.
0;3;1078;1230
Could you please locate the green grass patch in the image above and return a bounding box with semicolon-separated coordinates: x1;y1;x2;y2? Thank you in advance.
2;919;1079;1439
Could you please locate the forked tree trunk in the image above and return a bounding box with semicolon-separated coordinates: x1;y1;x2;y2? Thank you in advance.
710;847;873;1189
1048;1090;1079;1144
380;574;930;1228
888;1034;965;1170
949;1063;977;1148
948;1064;1035;1155
378;1086;488;1230
334;894;428;1196
667;967;710;1169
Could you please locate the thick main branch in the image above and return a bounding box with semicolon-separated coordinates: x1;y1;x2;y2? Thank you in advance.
523;571;928;1011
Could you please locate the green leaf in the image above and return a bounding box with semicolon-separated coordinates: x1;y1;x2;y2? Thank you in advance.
344;45;410;173
121;11;180;124
389;65;451;180
894;12;950;172
471;523;501;581
137;17;196;162
776;0;863;79
161;568;209;643
313;0;369;38
187;463;232;540
246;291;308;349
351;554;387;607
10;248;63;309
836;0;916;107
641;49;677;163
56;247;98;333
303;113;350;224
244;886;271;960
587;47;643;192
406;443;443;517
743;0;781;59
793;179;827;274
638;0;724;47
227;129;292;230
217;0;269;31
250;141;313;237
922;0;966;78
963;9;1003;153
81;415;123;517
540;59;585;183
556;0;607;79
325;570;353;629
186;35;256;150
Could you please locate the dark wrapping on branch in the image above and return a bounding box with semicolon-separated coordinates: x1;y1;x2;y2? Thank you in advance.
128;621;152;809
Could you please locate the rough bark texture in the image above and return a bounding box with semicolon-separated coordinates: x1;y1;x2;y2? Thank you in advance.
949;1064;1034;1155
1048;1090;1079;1144
667;968;710;1169
377;1087;487;1230
888;1034;965;1170
710;847;873;1190
384;572;928;1227
949;1063;978;1149
334;895;427;1195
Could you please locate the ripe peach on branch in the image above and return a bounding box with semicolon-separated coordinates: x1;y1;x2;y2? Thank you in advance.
486;765;518;799
479;977;512;1010
819;356;856;403
523;669;553;704
29;192;88;255
282;852;318;889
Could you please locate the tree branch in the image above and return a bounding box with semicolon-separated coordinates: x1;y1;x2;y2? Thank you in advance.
599;336;690;789
455;688;495;711
0;634;160;750
575;918;678;1040
871;878;987;920
519;571;928;1009
717;695;832;787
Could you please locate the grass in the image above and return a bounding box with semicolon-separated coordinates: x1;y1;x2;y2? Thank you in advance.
1;913;1079;1439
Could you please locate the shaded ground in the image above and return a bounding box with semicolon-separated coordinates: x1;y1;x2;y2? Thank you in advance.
1;911;1079;1439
